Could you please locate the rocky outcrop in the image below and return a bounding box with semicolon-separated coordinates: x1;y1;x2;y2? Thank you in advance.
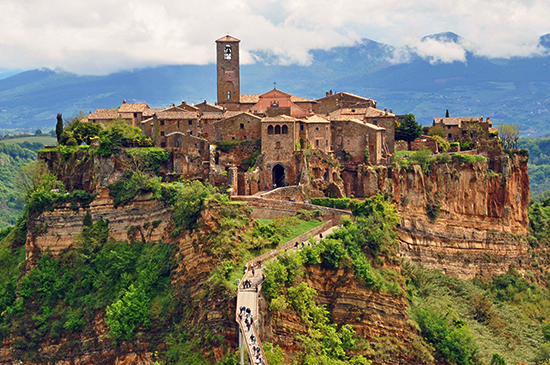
259;265;431;364
26;189;173;260
361;153;530;278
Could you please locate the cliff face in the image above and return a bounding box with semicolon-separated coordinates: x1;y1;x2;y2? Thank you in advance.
361;153;530;278
26;189;173;260
17;195;250;364
259;265;431;364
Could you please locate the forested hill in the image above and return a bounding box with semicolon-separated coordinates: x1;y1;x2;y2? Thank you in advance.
519;137;550;198
0;141;44;228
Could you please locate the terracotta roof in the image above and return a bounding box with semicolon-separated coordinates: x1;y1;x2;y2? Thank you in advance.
216;35;240;42
363;121;386;131
220;112;262;121
364;107;395;117
290;95;313;102
141;117;154;124
156;111;198;119
195;101;224;112
434;117;482;126
304;115;330;123
118;103;149;113
201;112;225;119
316;91;375;103
262;115;296;123
240;94;261;104
223;111;243;118
143;108;164;117
89;108;120;120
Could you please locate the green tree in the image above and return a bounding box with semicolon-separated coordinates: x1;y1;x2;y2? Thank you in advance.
34;129;42;136
55;113;63;144
498;123;521;149
395;114;422;142
446;109;450;118
428;125;445;138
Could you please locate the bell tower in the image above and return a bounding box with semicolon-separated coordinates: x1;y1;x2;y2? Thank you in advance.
216;35;240;110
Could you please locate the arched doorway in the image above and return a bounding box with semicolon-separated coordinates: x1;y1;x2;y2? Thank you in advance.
271;164;286;188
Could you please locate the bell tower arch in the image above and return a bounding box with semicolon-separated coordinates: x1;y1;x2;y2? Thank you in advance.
216;35;240;109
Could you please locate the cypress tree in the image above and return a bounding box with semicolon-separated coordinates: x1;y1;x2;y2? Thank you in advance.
445;109;450;118
55;113;63;144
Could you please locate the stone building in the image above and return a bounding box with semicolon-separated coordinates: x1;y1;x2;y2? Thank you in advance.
140;107;200;147
298;115;331;153
260;115;298;188
214;112;261;142
433;116;496;142
118;101;150;126
314;91;376;115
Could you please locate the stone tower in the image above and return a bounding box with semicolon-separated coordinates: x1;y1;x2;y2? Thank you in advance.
216;35;240;110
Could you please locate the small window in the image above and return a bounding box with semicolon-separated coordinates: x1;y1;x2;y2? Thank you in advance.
447;125;451;129
177;121;180;128
133;113;137;118
188;120;193;125
326;140;328;146
448;133;452;139
160;131;165;136
326;126;328;131
275;125;281;134
268;125;274;134
227;91;231;99
205;133;208;137
190;131;193;136
160;120;165;126
161;142;166;147
232;137;235;140
300;123;304;131
315;127;319;131
282;125;288;134
316;140;319;147
244;135;247;140
276;141;281;148
240;123;244;129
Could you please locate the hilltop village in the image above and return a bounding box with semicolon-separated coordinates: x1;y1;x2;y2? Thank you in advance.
4;35;537;365
81;35;496;198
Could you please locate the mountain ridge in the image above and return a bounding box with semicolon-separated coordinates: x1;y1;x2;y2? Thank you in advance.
1;33;550;136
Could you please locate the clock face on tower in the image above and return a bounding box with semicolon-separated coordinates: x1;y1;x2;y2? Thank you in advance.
224;45;232;60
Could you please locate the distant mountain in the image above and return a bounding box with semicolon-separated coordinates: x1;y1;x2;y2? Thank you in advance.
0;33;550;136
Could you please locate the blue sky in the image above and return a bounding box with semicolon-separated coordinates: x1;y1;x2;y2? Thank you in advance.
1;0;549;75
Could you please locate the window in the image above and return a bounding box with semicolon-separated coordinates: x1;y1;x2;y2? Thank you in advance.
244;136;247;140
161;142;166;147
282;125;288;134
224;44;232;60
205;133;208;138
315;140;319;147
268;125;274;134
190;131;193;136
160;120;165;126
160;131;165;136
315;127;319;131
227;91;231;99
240;123;244;129
276;141;281;148
188;120;193;125
326;140;328;146
133;113;137;118
275;125;281;134
300;123;304;131
177;121;180;128
448;133;452;139
232;137;235;140
447;125;451;129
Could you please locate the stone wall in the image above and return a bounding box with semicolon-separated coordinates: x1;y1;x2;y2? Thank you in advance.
410;136;438;153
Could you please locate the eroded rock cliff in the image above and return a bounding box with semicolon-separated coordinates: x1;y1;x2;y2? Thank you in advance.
361;153;530;278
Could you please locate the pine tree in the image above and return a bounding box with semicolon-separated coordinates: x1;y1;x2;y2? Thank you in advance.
395;114;422;142
445;109;449;118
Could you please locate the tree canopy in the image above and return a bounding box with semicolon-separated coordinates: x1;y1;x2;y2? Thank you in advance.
395;114;422;142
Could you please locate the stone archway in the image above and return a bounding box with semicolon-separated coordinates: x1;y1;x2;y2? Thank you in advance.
271;163;286;188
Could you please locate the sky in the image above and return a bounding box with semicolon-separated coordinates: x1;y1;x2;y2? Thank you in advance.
1;0;549;75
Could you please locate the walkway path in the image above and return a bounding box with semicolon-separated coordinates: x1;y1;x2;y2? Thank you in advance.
235;223;338;365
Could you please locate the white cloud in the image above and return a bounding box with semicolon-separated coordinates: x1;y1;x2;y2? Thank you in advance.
0;0;549;74
413;38;467;64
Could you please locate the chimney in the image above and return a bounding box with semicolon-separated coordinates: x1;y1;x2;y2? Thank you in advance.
123;100;127;104
326;91;329;97
390;109;393;114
